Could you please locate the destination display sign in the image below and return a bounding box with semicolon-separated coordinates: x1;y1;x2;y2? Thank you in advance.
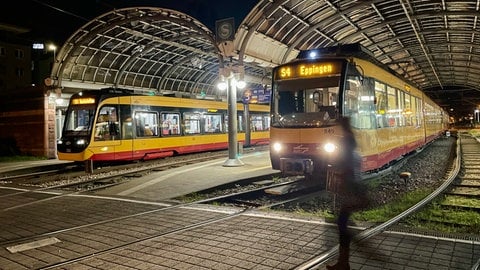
71;97;96;105
275;61;342;80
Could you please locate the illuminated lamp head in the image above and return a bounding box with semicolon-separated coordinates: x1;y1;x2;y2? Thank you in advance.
272;142;282;152
323;142;336;153
308;51;318;59
76;139;86;145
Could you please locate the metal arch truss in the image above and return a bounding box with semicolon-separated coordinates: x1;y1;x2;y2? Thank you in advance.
50;6;268;101
50;2;480;117
237;0;480;117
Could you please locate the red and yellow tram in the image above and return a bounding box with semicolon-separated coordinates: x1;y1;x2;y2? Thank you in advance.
269;43;449;180
57;88;270;163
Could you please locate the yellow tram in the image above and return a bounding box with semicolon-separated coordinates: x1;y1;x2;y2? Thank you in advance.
269;43;449;180
57;88;270;162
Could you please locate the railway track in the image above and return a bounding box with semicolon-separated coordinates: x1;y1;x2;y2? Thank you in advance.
0;147;275;213
399;133;480;235
0;162;80;183
295;133;480;269
0;138;477;269
1;146;268;178
0;147;267;191
0;173;319;269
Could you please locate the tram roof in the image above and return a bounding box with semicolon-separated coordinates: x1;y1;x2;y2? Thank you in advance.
50;1;480;118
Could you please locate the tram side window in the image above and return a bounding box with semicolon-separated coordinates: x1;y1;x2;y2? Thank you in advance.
404;93;412;126
344;75;359;128
161;112;180;136
183;113;201;134
204;114;223;133
94;106;119;141
344;78;359;117
122;117;133;139
386;86;397;127
414;97;422;127
251;114;265;131
135;111;159;137
348;77;375;129
375;81;388;128
409;96;419;127
396;90;406;127
238;115;244;132
424;103;434;126
263;114;271;130
120;106;133;139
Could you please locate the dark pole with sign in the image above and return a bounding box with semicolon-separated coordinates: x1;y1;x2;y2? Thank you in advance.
225;72;243;166
216;18;244;167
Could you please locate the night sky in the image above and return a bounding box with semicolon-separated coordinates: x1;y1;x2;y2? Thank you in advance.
0;0;259;45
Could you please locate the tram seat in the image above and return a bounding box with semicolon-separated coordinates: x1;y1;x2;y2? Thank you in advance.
144;127;153;136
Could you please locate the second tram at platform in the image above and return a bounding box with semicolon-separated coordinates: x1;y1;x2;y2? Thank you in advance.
57;88;271;166
269;43;449;183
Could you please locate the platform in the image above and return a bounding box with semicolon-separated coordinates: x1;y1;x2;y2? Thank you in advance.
94;150;279;201
0;159;72;174
0;152;479;269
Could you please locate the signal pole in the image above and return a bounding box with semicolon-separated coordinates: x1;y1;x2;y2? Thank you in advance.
216;17;244;167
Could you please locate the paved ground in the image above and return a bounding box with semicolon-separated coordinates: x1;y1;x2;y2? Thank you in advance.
0;152;479;269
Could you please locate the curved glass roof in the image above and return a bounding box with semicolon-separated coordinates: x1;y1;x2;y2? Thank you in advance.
51;1;480;117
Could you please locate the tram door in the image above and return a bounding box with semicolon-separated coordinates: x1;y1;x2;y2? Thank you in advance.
117;102;133;160
93;100;123;160
132;109;160;159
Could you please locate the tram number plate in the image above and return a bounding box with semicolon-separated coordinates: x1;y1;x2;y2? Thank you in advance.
280;158;313;175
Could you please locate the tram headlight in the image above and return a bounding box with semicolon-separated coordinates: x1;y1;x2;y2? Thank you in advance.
323;142;336;153
76;139;86;145
272;142;282;152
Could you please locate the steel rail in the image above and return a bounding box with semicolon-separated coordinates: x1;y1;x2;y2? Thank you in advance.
295;135;462;270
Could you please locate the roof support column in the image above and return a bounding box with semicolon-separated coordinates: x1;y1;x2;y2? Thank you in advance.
222;65;244;167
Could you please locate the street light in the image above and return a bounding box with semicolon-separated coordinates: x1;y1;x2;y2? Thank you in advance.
48;44;57;63
218;65;246;167
217;75;227;91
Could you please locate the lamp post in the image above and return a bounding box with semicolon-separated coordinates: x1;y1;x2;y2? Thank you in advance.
218;65;246;167
48;44;57;63
215;17;247;166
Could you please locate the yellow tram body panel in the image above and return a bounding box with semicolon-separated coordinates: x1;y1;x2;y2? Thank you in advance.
57;90;270;162
270;123;428;173
57;151;94;161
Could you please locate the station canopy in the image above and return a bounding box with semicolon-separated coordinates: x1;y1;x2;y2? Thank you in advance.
51;1;480;117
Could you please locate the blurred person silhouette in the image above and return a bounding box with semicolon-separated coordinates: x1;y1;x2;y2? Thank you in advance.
327;116;369;270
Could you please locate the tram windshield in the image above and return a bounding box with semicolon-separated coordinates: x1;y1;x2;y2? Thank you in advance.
271;77;340;128
63;104;96;135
